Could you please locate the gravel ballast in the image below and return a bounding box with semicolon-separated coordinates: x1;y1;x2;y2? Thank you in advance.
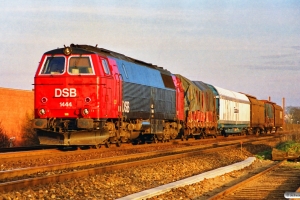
0;142;281;199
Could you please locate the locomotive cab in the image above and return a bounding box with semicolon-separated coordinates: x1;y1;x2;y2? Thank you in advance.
33;45;121;146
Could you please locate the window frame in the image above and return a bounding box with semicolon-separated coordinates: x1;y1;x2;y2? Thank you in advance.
67;55;95;76
122;63;129;79
39;55;66;75
101;59;111;75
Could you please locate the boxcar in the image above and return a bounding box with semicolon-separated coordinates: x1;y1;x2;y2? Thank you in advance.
243;94;265;135
206;84;250;135
261;100;283;133
174;75;217;139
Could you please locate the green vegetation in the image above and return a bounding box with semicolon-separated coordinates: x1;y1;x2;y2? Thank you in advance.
255;150;272;160
276;141;300;153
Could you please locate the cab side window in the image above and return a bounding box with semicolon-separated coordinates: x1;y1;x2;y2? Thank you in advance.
101;59;110;75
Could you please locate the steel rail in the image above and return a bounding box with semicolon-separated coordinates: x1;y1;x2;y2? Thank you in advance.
207;160;285;200
0;135;273;163
0;142;245;193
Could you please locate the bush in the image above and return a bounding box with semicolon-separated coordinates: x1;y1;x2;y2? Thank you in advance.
255;150;272;160
0;120;10;148
21;111;39;146
276;141;300;153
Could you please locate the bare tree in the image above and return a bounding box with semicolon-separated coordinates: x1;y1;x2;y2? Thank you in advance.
286;106;300;124
21;111;39;146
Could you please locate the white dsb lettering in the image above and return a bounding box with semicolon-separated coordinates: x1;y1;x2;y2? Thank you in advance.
55;88;77;97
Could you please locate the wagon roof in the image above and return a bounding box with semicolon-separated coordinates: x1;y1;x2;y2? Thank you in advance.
213;85;249;102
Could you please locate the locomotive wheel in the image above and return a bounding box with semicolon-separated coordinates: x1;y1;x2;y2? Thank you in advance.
105;142;110;148
139;139;146;144
116;140;122;147
121;136;128;143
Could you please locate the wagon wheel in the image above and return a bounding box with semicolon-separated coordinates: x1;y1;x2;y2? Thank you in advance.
255;129;260;136
181;135;184;141
185;135;189;141
202;131;207;139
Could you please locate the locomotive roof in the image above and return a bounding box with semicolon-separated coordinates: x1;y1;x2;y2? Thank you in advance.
45;44;172;75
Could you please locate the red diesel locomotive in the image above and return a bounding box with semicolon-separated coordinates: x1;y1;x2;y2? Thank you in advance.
33;44;188;147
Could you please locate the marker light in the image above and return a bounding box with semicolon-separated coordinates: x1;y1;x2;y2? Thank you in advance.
85;97;91;103
41;97;48;103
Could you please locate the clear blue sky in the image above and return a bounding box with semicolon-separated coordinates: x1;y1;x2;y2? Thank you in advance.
0;0;299;107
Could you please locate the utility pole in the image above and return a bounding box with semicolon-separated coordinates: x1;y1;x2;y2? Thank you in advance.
282;97;285;127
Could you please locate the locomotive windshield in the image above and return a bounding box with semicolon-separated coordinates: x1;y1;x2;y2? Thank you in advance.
68;57;94;74
41;57;65;74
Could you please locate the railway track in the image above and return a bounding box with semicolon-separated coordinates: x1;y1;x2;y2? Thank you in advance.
0;134;280;194
0;142;249;193
208;160;300;200
0;134;278;163
0;134;294;199
0;145;58;153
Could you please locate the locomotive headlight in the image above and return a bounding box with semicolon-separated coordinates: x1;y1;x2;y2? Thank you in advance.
82;108;89;115
39;108;46;115
63;46;72;56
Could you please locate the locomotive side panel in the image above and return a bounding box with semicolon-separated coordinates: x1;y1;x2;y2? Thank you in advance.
96;56;122;119
114;58;176;121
